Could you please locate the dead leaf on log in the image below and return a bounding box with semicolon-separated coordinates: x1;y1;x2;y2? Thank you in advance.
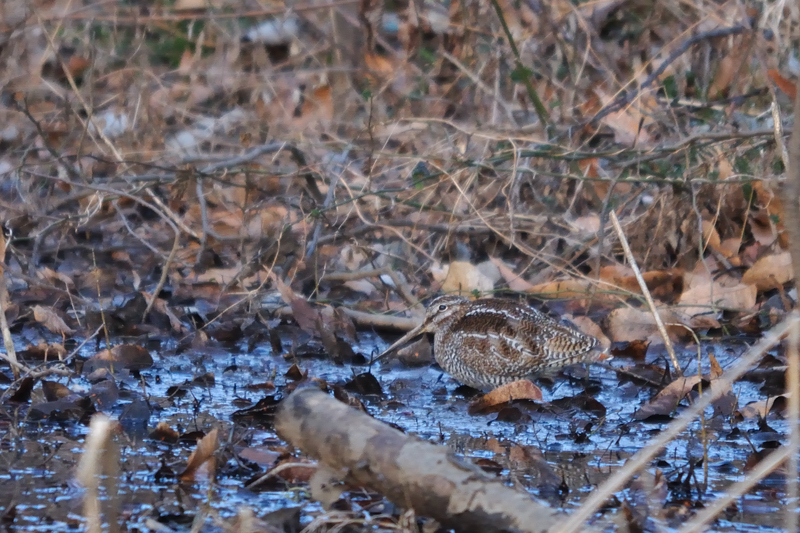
32;305;75;336
469;380;542;415
179;428;218;482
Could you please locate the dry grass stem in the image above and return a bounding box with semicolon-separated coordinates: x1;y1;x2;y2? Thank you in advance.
0;232;20;380
608;210;680;373
784;315;799;533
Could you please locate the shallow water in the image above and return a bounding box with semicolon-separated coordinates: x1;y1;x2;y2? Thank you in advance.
0;329;793;532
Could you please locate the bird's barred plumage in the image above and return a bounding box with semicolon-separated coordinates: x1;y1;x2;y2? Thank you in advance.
380;295;604;390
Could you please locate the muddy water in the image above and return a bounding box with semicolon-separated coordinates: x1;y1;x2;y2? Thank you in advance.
0;330;791;532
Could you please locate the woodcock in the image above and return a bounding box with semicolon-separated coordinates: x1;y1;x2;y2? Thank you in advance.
379;295;606;390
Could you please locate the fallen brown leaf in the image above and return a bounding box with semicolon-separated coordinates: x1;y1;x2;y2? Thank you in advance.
468;379;542;415
606;307;681;344
527;278;593;299
489;256;534;291
742;252;793;291
634;376;703;420
439;261;497;295
271;272;322;337
179;428;219;482
32;305;75;336
677;278;757;328
738;394;789;419
768;69;797;99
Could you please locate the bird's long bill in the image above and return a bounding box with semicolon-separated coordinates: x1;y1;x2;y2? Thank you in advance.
376;323;428;360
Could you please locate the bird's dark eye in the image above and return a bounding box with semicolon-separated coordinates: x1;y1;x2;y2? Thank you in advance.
438;304;447;311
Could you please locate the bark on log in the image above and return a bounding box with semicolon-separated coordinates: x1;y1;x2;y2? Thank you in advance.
276;387;587;533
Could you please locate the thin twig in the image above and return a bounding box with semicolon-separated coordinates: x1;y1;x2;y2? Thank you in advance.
245;462;317;490
0;232;21;379
273;305;418;331
48;0;360;23
142;232;181;322
382;269;423;314
781;33;800;533
306;172;339;259
608;210;680;373
784;316;800;533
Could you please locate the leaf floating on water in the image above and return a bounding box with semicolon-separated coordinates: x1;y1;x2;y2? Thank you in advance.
285;364;306;381
738;394;790;419
343;372;382;396
179;428;218;483
468;379;543;415
611;340;650;360
89;379;119;410
18;343;67;362
232;395;283;424
634;376;704;421
41;380;72;401
8;377;36;403
84;344;154;374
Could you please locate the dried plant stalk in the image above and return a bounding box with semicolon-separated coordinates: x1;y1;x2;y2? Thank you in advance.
609;210;680;373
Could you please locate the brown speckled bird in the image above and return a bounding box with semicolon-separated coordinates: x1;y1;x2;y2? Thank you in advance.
380;295;604;390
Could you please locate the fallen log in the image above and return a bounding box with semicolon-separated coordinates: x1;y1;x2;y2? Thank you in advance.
276;387;592;533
